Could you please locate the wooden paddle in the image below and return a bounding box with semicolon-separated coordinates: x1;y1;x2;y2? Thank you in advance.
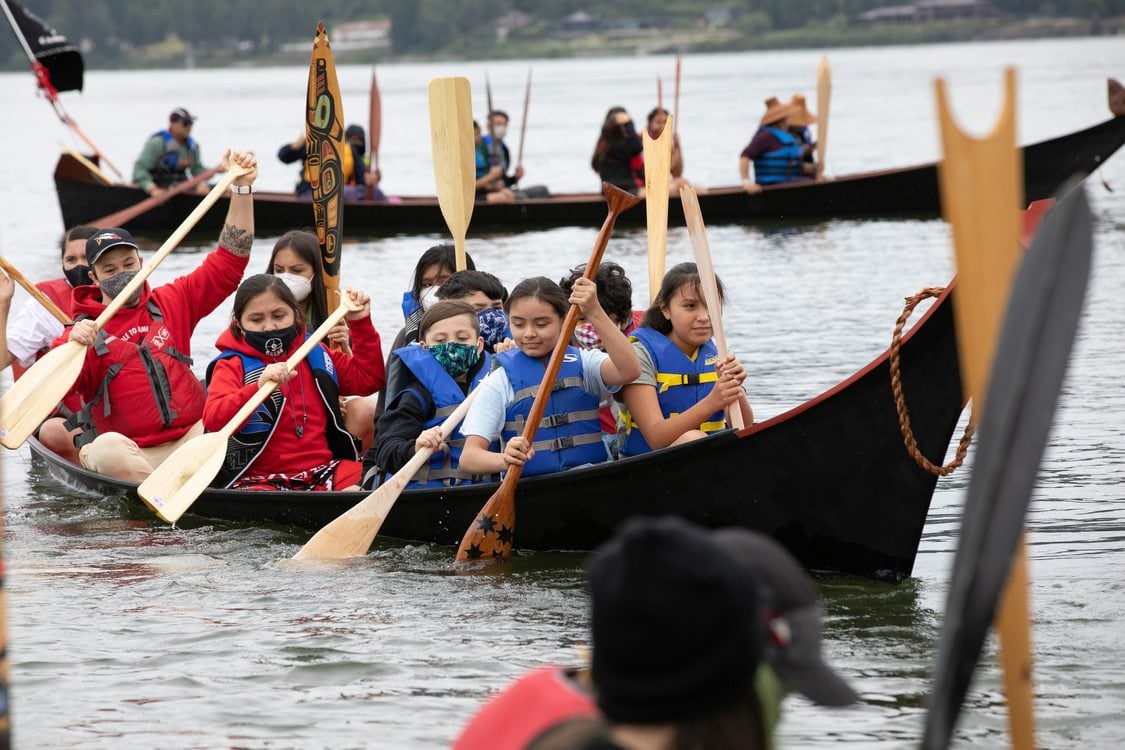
0;256;69;325
816;55;831;178
515;67;532;187
428;77;475;272
138;292;364;524
306;21;346;313
59;142;113;185
293;387;482;560
369;66;382;174
644;114;673;304
925;67;1036;749
0;164;248;450
454;183;641;563
679;186;745;431
657;76;664;113
92;165;220;228
673;54;682;139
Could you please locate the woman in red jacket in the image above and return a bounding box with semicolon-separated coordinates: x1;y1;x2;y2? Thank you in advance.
203;274;385;491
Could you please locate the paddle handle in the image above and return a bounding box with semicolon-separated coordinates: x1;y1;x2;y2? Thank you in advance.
60;142;114;186
217;296;361;441
516;67;532;171
680;185;745;431
93;166;246;330
92;165;220;228
0;256;70;325
673;54;681;138
381;386;481;495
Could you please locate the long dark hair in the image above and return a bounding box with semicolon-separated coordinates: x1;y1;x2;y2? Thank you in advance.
229;274;303;340
591;106;628;172
266;230;328;327
642;262;726;335
61;224;98;257
505;276;569;319
410;244;476;303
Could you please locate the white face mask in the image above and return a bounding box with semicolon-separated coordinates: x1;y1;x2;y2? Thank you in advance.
420;285;441;312
277;272;312;302
492;125;507;140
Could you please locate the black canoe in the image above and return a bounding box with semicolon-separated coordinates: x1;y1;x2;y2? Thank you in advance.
28;283;964;582
54;115;1125;236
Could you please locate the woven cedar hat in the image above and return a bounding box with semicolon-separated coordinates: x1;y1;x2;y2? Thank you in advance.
760;96;796;126
787;94;818;127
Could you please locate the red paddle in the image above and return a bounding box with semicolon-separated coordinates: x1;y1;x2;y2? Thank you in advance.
454;183;641;562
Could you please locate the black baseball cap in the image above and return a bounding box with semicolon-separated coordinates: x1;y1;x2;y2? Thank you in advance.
86;228;140;266
170;107;196;125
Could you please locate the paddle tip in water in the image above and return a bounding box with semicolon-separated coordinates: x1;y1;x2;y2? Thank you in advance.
455;506;516;562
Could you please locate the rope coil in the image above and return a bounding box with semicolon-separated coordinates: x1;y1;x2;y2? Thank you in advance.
889;287;974;476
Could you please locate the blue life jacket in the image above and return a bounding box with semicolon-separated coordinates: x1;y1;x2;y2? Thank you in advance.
620;327;726;457
392;344;497;489
475;141;490;179
497;347;606;476
753;126;804;185
401;290;421;321
151;130;197;187
204;335;359;488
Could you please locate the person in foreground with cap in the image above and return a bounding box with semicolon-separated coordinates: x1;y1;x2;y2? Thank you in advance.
52;149;259;482
738;97;814;194
453;516;857;750
132;107;210;197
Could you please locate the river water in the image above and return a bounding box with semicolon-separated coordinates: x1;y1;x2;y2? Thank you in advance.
1;36;1123;748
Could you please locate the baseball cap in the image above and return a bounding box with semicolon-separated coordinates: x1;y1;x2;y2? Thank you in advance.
86;228;140;266
712;528;860;706
170;107;196;125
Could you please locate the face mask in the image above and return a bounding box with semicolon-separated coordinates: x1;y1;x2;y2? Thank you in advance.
419;285;441;312
276;272;312;302
574;322;603;350
64;264;93;288
428;342;480;378
244;325;298;359
477;307;509;349
98;269;142;307
492;125;507;140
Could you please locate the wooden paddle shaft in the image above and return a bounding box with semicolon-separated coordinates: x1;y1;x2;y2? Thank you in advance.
0;256;69;325
94;169;244;329
673;55;682;136
516;68;532;171
216;297;360;442
92;166;219;228
680;186;745;431
60;143;113;186
816;56;831;178
644;117;674;304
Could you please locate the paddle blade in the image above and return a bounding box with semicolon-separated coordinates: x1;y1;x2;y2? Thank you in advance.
816;55;831;177
455;481;517;562
137;433;229;524
0;341;85;449
293;470;410;560
307;21;346;310
428;77;475;271
922;186;1093;749
644;117;673;304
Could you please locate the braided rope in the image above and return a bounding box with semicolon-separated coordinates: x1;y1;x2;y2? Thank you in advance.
889;287;974;476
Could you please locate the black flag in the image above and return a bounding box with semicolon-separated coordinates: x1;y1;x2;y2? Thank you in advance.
1;0;83;93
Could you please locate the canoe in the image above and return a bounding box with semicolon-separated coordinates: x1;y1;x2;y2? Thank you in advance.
27;281;964;582
54;116;1125;235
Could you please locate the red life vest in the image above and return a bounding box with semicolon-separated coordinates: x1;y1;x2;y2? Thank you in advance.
72;298;205;448
454;667;597;750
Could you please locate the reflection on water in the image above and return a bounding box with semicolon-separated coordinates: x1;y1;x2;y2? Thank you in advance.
0;36;1123;747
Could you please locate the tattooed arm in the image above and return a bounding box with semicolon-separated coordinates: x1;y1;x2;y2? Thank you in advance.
219;149;258;257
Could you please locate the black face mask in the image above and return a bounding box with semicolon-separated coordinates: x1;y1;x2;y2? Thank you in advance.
64;264;93;288
243;325;298;359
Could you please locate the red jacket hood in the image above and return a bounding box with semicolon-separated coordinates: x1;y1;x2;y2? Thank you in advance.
71;280;153;320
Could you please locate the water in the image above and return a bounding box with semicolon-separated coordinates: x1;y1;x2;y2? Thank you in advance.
2;36;1124;747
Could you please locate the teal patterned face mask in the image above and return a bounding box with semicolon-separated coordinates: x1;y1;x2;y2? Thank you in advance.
428;342;480;377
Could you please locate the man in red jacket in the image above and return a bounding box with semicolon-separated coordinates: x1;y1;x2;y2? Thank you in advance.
58;149;258;481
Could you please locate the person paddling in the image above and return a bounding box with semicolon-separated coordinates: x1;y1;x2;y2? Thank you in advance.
458;276;640;478
203;275;384;491
369;301;498;490
133;107;210;197
739;97;814;193
618;262;752;457
56;149;259;481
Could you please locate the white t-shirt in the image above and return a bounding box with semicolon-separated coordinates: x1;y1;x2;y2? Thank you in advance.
7;298;65;366
461;348;619;443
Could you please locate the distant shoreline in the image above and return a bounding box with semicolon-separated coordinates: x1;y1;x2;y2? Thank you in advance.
2;16;1120;71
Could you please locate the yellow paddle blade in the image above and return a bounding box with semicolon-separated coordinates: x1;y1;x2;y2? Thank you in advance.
138;433;229;524
644;115;673;304
0;341;86;449
428;77;475;271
